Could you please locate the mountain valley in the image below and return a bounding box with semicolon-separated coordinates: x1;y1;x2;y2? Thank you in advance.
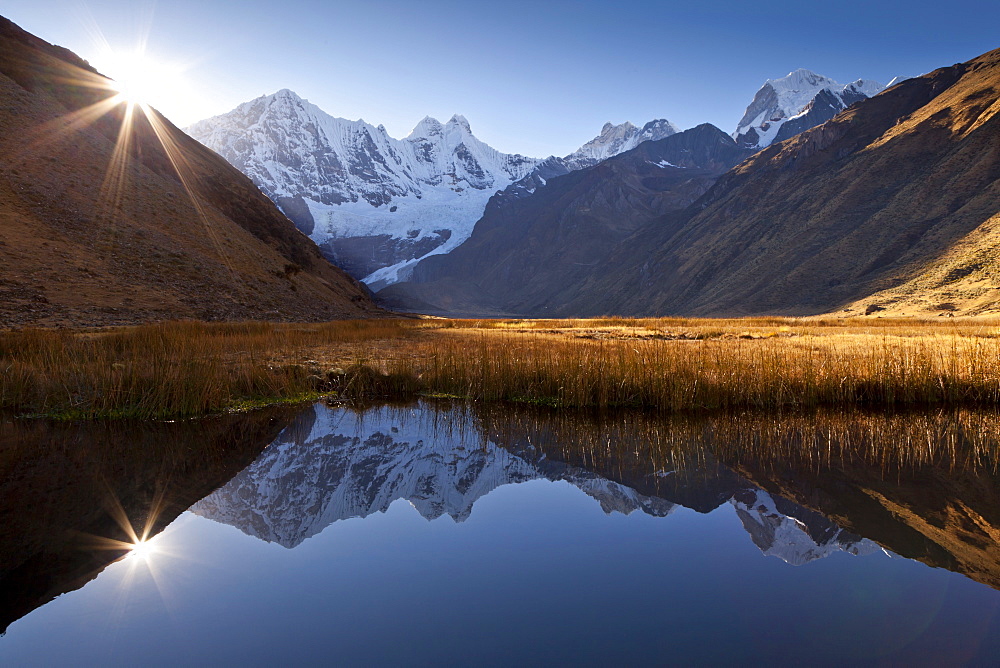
382;50;1000;317
186;94;685;289
4;12;1000;323
184;59;931;318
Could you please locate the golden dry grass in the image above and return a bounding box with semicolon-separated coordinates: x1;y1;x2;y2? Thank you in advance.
5;316;1000;418
0;320;414;418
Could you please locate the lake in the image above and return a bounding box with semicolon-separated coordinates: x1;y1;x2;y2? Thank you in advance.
2;401;1000;666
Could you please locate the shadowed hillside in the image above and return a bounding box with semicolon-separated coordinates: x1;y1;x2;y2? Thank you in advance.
379;124;752;315
565;48;1000;317
0;16;381;327
383;47;1000;318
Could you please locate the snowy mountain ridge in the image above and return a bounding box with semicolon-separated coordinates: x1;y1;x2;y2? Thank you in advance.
495;117;682;204
185;90;540;289
564;118;680;169
186;68;891;288
185;93;681;289
734;68;888;149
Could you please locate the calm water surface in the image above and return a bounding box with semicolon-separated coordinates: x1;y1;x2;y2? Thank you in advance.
2;401;1000;666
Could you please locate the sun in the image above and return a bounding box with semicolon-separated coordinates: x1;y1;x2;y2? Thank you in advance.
108;59;160;107
92;47;192;117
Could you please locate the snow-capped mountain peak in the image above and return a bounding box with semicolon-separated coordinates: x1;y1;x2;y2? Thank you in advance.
734;69;888;149
769;68;838;89
448;113;471;131
759;69;839;118
408;115;444;138
186;92;541;288
565;118;679;167
486;115;683;208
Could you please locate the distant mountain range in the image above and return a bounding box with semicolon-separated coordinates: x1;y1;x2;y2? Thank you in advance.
186;96;683;288
185;67;891;294
382;49;1000;317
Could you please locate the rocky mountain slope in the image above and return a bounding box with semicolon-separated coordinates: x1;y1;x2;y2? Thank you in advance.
187;95;680;289
378;123;754;315
559;47;1000;317
734;69;887;149
0;16;379;327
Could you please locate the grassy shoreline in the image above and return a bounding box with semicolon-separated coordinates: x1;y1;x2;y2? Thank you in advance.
4;317;1000;419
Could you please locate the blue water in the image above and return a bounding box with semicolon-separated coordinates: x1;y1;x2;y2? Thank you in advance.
2;402;999;666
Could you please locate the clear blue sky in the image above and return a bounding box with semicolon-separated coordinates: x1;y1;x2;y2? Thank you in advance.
5;0;1000;157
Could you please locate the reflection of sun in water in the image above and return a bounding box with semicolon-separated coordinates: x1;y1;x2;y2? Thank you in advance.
126;537;159;561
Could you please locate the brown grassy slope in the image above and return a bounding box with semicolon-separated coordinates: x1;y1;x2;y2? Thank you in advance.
566;47;1000;317
0;16;381;327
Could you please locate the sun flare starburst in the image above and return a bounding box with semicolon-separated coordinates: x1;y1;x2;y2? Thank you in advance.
95;49;187;112
6;13;245;320
126;538;159;561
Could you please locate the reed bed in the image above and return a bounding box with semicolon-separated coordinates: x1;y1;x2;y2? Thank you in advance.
4;316;1000;418
0;320;415;418
404;329;1000;411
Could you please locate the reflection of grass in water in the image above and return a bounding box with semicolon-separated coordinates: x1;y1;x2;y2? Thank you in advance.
4;316;1000;419
470;401;1000;592
473;402;1000;476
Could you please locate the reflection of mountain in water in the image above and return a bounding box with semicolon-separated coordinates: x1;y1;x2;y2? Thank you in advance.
732;489;880;566
191;403;875;565
190;404;675;547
